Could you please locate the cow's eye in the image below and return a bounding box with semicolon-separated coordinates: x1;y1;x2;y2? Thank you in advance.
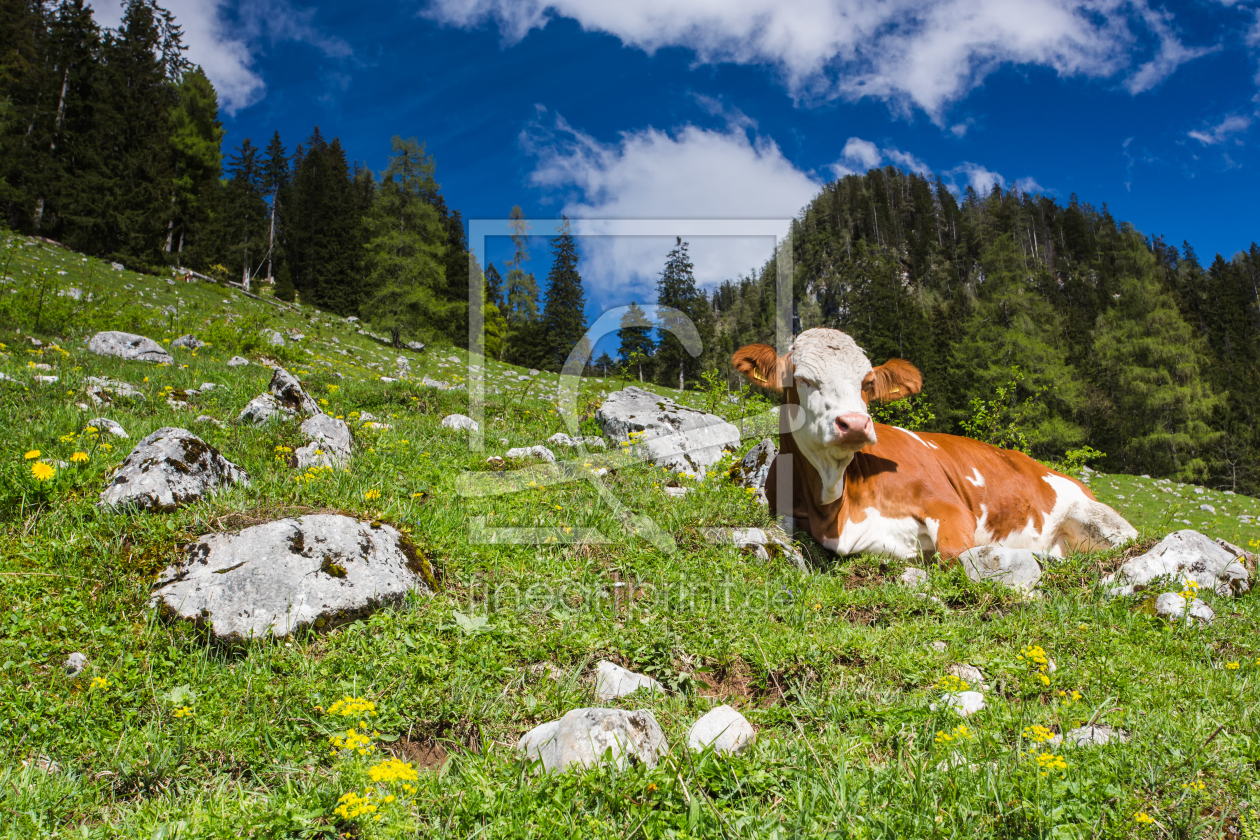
793;373;816;388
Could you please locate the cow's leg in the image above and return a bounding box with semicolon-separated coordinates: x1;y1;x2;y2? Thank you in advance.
1058;500;1138;552
929;507;978;562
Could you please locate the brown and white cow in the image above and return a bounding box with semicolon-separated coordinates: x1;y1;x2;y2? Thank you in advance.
732;328;1136;560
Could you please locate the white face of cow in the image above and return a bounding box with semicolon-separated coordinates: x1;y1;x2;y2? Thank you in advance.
786;330;877;503
732;328;922;506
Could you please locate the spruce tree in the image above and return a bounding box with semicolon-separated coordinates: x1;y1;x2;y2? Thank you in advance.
617;301;654;381
288;128;364;313
655;237;711;389
502;205;542;365
538;218;587;371
221;138;267;288
261;131;289;283
360;136;450;346
166;66;222;262
1093;232;1223;479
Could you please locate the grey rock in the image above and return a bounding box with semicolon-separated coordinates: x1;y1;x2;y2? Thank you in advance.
441;414;478;432
30;362;52;371
1199;504;1216;514
960;546;1042;592
1154;591;1215;624
88;331;173;364
237;393;292;425
900;567;929;588
195;415;225;428
595;386;740;477
151;515;431;640
947;664;986;689
268;367;321;416
226;356;249;367
295;414;352;468
198;383;218;391
263;329;286;347
33;374;58;383
547;432;607;450
65;652;88;676
506;445;556;464
405;341;424;352
518;708;668;773
87;417;129;438
528;368;539;375
687;705;755;755
1063;724;1129;747
1103;529;1250;597
595;660;664;701
729;437;777;501
85;376;144;405
931;691;986;717
100;427;247;511
703;526;807;571
170;334;205;350
423;375;454;390
664;486;690;498
929;641;948;652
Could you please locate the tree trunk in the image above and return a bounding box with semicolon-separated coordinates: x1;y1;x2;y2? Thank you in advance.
267;190;277;282
678;360;684;391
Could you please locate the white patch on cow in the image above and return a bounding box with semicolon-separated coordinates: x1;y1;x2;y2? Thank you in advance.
970;473;1136;557
823;507;937;559
964;468;985;488
896;427;931;448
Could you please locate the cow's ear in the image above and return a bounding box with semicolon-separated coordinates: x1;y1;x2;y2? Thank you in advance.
863;358;922;403
732;343;789;391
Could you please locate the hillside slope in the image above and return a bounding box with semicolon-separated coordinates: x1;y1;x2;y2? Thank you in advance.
1;235;1258;838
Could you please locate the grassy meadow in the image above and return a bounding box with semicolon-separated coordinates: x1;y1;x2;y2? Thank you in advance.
1;234;1258;838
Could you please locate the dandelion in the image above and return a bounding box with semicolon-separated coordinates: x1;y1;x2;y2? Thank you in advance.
59;433;76;443
31;462;55;481
24;449;40;460
70;452;89;463
364;489;381;501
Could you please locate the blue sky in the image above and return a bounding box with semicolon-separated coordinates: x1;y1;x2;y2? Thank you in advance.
89;0;1260;321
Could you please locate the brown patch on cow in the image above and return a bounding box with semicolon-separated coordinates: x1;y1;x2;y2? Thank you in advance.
862;358;923;403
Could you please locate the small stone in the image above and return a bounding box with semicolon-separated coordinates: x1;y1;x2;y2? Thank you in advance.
227;356;249;367
195;415;225;428
1104;529;1250;598
1199;504;1216;514
931;691;986;717
947;664;986;688
170;334;205;350
441;414;478;432
518;708;668;773
237;393;292;425
65;652;88;676
960;546;1042;592
929;641;948;652
295;414;352;469
1063;724;1129;747
664;486;690;498
1154;591;1215;624
900;567;929;588
506;445;556;464
84;418;128;440
595;660;664;701
687;705;755;755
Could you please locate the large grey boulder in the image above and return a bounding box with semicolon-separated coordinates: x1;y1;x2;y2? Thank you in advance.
100;427;247;511
687;705;755;755
88;331;173;364
517;708;668;773
728;437;776;502
595;386;740;477
960;546;1042;592
295;414;352;469
150;515;432;641
1103;529;1250;597
595;661;664;701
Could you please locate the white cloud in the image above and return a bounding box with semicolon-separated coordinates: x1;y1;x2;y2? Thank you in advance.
426;0;1214;118
87;0;350;114
885;148;931;176
1188;114;1252;145
523;112;822;303
947;162;1004;195
829;136;929;178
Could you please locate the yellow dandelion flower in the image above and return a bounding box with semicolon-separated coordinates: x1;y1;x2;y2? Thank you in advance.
24;449;40;460
70;451;89;463
31;462;55;481
364;489;381;501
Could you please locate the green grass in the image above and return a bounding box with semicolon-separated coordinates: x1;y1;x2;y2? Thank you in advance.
1;233;1258;838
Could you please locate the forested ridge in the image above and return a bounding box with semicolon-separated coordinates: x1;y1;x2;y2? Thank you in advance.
712;169;1260;494
4;1;1259;492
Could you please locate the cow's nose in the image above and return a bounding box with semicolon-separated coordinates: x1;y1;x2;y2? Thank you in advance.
835;412;874;443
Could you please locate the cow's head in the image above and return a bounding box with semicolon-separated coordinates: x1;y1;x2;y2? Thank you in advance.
732;328;922;503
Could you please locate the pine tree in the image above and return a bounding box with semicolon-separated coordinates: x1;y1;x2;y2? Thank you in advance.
617;301;654;381
484;263;504;307
221;137;267;288
288;128;364;313
655;237;710;389
538;218;587;371
360;136;450;346
1093;232;1224;479
260;131;289;283
165;66;221;262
